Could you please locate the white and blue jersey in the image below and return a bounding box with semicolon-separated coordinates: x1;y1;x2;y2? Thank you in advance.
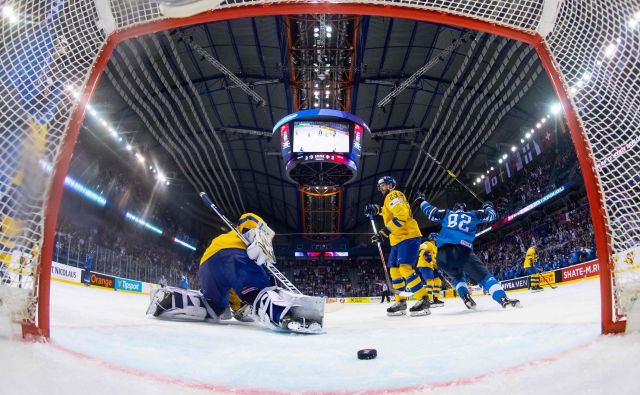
419;202;496;250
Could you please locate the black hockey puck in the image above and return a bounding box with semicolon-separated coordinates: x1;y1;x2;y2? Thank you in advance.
357;349;377;360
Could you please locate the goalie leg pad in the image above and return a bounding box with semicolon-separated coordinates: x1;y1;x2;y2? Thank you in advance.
253;287;325;334
147;286;223;322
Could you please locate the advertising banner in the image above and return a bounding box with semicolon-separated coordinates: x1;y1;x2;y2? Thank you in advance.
51;261;82;283
500;276;530;291
347;297;372;304
83;270;115;289
540;271;556;286
561;260;600;282
115;277;142;293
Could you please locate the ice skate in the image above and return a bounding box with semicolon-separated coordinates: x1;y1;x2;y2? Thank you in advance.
499;296;521;309
462;294;477;310
409;297;431;316
386;299;407;316
531;285;544;293
431;297;444;307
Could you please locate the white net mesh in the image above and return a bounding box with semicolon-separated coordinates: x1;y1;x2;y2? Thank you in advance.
1;0;638;331
545;1;640;317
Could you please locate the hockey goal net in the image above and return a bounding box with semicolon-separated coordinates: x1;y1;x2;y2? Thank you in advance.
0;0;638;337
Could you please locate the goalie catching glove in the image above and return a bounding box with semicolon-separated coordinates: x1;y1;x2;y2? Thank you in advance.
244;222;276;266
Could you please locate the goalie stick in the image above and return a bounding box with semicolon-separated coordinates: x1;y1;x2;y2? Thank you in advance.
368;215;413;297
199;192;302;295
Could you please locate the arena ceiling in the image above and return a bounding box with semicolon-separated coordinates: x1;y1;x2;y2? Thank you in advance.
79;14;557;238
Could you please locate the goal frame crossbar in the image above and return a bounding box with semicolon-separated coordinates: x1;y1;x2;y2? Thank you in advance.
24;3;624;338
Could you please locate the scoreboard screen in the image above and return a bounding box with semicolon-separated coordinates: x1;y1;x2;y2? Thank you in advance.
292;121;350;153
273;109;370;185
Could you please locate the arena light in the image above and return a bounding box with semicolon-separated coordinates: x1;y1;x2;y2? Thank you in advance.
502;154;508;160
551;102;562;115
326;26;332;33
604;43;617;58
174;237;197;251
126;144;132;151
478;183;572;238
125;212;163;235
2;5;18;24
520;138;524;143
582;71;592;81
481;175;485;179
486;170;489;174
541;118;546;123
490;166;494;171
525;132;531;139
536;122;541;128
327;33;332;38
64;176;107;206
499;158;503;164
166;181;170;186
511;146;517;152
476;177;481;183
473;181;476;185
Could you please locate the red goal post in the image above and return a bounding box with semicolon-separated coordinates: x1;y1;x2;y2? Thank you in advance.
1;0;635;338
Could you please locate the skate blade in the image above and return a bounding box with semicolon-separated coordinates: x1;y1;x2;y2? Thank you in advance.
409;309;431;317
430;303;444;308
531;289;544;293
387;310;407;317
503;301;522;309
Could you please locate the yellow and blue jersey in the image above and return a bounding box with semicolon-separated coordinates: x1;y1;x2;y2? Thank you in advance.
380;190;421;246
417;241;438;269
523;246;538;269
200;213;267;265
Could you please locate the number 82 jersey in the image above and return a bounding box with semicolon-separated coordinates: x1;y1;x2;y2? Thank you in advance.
419;202;496;250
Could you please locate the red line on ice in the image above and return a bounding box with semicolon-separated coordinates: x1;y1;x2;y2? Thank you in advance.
49;338;598;395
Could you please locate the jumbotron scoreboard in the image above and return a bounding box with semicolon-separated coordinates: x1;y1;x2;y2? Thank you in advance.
272;109;370;186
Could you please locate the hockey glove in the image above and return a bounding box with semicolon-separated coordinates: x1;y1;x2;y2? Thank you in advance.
371;227;390;244
413;192;426;206
364;204;381;217
482;201;494;210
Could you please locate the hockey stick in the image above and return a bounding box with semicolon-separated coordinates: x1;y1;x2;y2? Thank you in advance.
410;142;483;204
199;192;302;295
368;215;413;297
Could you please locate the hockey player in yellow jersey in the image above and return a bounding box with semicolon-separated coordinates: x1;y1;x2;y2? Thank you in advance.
365;176;430;316
417;233;444;307
524;245;543;292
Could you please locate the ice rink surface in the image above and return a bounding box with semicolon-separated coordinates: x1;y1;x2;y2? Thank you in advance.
2;278;640;395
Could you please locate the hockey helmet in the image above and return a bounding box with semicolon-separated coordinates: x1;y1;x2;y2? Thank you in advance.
377;176;397;191
452;202;467;212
